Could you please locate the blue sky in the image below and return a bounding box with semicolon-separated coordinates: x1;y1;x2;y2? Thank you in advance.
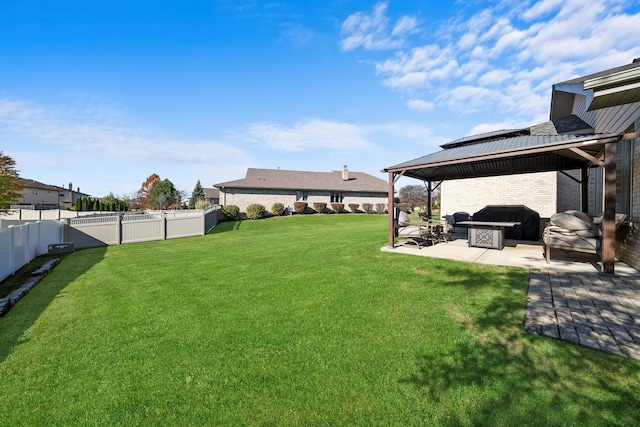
2;0;639;198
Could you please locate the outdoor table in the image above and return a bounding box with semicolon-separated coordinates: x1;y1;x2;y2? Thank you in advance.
457;221;521;250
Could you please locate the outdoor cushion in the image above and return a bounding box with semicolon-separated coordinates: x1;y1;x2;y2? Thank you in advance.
397;210;411;226
550;210;600;238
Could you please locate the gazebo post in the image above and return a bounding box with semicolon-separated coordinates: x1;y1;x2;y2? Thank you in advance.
387;171;396;248
602;141;617;275
581;167;589;213
427;181;433;219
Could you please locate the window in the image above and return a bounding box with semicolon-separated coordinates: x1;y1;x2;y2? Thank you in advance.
330;193;344;203
296;191;308;201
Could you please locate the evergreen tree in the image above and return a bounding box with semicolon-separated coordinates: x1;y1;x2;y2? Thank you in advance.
0;151;23;214
189;180;205;209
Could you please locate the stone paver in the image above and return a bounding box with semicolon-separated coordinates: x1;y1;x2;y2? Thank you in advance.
525;270;640;360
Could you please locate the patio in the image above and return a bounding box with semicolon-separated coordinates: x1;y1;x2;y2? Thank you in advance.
382;233;640;360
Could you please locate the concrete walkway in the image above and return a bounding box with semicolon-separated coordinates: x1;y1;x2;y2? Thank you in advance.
382;235;640;359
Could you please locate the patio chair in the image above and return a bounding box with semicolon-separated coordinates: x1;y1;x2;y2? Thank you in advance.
544;210;627;263
452;212;471;233
395;210;432;248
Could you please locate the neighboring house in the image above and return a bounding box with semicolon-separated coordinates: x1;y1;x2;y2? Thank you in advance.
14;179;91;210
385;58;640;272
214;166;388;213
203;188;220;206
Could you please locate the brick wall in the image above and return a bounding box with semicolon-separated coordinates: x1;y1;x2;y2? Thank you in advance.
556;170;581;213
219;188;387;213
440;171;558;219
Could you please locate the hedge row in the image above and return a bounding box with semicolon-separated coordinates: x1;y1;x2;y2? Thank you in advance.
220;202;388;220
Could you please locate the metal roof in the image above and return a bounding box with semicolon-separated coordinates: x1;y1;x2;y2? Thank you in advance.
384;133;624;182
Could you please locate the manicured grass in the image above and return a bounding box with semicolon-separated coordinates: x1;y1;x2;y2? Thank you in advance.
1;214;639;425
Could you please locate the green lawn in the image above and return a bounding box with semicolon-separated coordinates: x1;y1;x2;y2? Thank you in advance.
1;214;639;426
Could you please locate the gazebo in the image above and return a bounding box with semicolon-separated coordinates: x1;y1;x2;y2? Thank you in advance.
383;131;639;275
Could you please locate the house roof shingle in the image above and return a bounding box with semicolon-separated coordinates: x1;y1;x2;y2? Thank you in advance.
215;168;388;194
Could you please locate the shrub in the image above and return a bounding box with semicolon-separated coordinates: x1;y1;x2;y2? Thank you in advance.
375;203;387;214
246;203;266;220
362;203;374;214
221;205;240;220
331;203;345;213
293;201;308;214
271;202;285;216
313;202;327;213
194;199;212;210
348;203;359;213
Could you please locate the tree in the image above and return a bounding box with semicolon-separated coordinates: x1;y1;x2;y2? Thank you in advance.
0;151;23;214
149;179;177;210
189;180;205;209
135;173;161;210
101;192;130;212
398;184;429;212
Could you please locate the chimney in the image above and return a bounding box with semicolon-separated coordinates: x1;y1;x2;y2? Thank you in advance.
342;165;349;181
69;182;73;191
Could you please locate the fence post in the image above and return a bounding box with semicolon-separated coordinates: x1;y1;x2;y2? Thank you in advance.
24;222;30;266
201;209;205;236
8;226;15;275
117;214;122;245
162;212;167;240
35;221;41;256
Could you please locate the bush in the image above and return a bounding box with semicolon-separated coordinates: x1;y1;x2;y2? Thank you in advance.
221;205;240;220
331;203;345;213
293;201;308;214
348;203;359;213
194;199;212;210
271;202;285;216
375;203;387;214
362;203;375;214
313;202;327;213
246;204;266;220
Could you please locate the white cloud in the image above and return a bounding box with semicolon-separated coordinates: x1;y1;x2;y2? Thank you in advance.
391;15;418;36
478;69;513;86
437;85;509;114
468;119;532;136
0;98;251;166
245;118;373;152
521;0;564;20
339;1;417;51
406;99;435;112
343;0;640;129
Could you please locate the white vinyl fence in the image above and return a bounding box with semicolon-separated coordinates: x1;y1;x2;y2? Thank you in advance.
1;208;221;281
0;221;64;282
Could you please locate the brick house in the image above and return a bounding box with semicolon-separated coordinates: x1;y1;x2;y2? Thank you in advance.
214;166;388;214
385;59;640;273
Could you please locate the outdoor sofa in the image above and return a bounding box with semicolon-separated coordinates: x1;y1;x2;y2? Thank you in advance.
543;210;626;263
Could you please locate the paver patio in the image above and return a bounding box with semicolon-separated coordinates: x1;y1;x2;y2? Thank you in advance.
382;234;640;359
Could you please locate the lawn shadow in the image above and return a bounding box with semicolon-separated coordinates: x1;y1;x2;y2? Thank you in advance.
207;220;242;234
401;261;640;425
0;247;107;363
